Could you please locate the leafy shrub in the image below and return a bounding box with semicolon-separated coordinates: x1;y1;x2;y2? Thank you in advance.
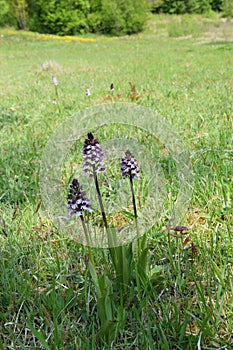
0;0;21;27
27;0;146;36
210;0;223;12
100;0;147;35
87;12;102;32
27;0;90;35
222;0;233;17
148;0;213;14
3;0;28;29
100;0;125;35
0;0;10;26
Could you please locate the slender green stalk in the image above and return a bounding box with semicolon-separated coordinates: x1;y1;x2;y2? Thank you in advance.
129;172;140;256
80;215;94;266
93;169;108;230
121;150;140;256
54;85;62;114
168;230;171;248
92;169;117;257
129;173;137;221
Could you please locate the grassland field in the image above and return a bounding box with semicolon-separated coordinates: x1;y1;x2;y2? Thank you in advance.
0;14;233;349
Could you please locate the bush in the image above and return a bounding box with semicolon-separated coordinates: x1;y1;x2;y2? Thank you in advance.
210;0;223;12
27;0;90;35
148;0;216;14
222;0;233;17
0;0;25;28
87;12;102;32
1;0;147;36
26;0;147;36
0;0;10;26
100;0;147;35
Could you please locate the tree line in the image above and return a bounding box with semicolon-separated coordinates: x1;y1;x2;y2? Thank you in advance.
148;0;231;14
0;0;232;36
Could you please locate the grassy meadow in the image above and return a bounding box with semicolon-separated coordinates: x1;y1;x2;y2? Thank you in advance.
0;15;233;349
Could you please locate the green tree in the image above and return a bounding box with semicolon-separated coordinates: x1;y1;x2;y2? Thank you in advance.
100;0;147;35
222;0;233;17
2;0;147;35
2;0;28;29
15;0;28;29
101;0;125;35
123;0;147;34
210;0;223;11
87;0;102;32
148;0;212;14
186;0;211;13
27;0;90;35
0;0;10;26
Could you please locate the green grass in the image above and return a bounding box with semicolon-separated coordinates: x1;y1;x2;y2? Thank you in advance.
0;15;233;349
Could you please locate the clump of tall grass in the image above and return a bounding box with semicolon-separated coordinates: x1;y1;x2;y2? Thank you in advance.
167;15;202;37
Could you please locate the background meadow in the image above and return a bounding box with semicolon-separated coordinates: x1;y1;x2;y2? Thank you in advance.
0;15;233;349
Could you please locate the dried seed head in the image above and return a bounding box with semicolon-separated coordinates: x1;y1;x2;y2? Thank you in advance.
166;224;189;233
121;150;140;179
82;132;106;176
110;83;114;92
67;178;93;217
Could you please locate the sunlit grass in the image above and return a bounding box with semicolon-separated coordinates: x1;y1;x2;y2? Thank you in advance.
0;15;233;349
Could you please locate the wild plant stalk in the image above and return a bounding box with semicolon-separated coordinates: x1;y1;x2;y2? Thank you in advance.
52;76;62;114
121;150;140;254
129;172;138;231
80;215;94;265
166;221;190;269
168;230;171;247
93;169;108;230
82;133;128;289
92;166;120;268
82;132;119;252
67;178;94;265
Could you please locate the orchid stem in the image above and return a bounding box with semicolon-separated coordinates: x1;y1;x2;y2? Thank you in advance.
80;215;94;266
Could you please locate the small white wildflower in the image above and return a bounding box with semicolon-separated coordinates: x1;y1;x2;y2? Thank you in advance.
86;89;91;96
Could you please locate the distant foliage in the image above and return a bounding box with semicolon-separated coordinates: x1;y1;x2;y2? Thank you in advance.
210;0;233;16
0;0;27;27
0;0;10;26
1;0;233;34
147;0;230;15
27;0;90;35
222;0;233;18
210;0;223;12
26;0;147;35
100;0;147;35
148;0;212;14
